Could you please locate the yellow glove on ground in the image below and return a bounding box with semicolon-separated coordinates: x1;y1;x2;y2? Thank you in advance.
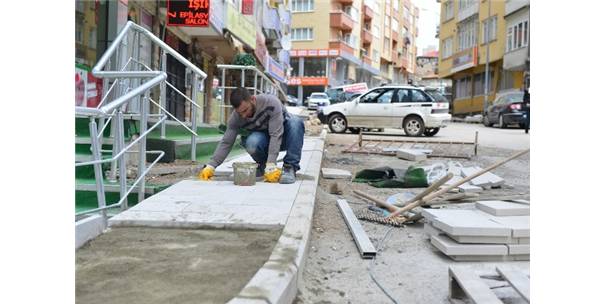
263;163;282;183
198;165;215;181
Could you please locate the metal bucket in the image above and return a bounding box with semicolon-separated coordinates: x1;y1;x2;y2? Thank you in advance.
233;162;258;186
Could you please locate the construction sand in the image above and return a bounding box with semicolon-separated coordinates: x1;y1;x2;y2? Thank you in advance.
76;227;279;304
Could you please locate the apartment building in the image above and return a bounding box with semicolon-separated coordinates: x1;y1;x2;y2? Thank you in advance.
437;0;527;115
287;0;419;103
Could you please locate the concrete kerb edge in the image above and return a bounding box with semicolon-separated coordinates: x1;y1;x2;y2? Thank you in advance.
228;132;326;304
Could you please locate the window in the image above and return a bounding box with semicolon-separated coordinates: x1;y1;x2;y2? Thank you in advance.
459;0;477;10
361;89;384;103
482;16;497;43
384;16;390;27
373;50;379;62
457;17;477;51
473;73;483;96
292;0;314;12
384;38;390;52
88;27;96;49
455;76;473;99
396;89;411;103
343;6;359;22
76;19;84;44
442;37;453;58
506;19;529;52
393;0;399;12
443;1;454;21
291;57;300;76
342;33;357;47
373;24;380;37
392;18;399;32
303;57;327;77
411;90;430;102
377;90;394;103
292;28;313;40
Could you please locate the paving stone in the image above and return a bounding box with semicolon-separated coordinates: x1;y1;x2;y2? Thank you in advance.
476;200;530;216
444;175;464;186
458;183;483;193
321;168;352;179
487;215;530;238
507;244;530;255
461;166;505;188
432;210;512;237
431;235;508;256
424;222;444;238
421;208;473;222
215;151;287;176
513;254;530;261
396;148;427;161
75;214;106;249
447;163;463;176
517;237;530;244
448;234;516;244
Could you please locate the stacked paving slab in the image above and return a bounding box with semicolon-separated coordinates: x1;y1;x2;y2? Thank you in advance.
423;200;530;261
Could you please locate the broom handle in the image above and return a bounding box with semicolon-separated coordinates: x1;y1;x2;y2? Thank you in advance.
353;190;399;213
388;149;530;218
397;172;454;206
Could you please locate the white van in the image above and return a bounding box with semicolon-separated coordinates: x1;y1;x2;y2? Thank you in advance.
317;85;451;136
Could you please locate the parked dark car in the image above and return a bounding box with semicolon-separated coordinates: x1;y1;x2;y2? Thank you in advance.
286;95;300;106
483;91;527;128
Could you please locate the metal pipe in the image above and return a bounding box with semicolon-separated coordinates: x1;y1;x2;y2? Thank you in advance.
191;75;198;161
160;50;167;138
114;150;165;209
75;116;166;167
483;0;491;113
117;111;128;210
138;89;149;202
99;72;166;114
241;69;245;87
133;31;141;112
107;113;118;183
88;118;107;220
148;98;197;135
92;21;134;75
165;81;202;109
221;68;226;124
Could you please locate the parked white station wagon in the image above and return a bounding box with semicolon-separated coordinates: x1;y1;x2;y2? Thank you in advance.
317;85;451;136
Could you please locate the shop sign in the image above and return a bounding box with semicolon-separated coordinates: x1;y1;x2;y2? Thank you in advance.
266;57;286;83
287;77;328;86
225;2;256;48
451;47;478;73
290;49;340;57
241;0;254;15
167;0;210;27
342;82;368;93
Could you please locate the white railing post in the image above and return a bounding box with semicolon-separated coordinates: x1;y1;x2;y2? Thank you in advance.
138;89;149;202
116;110;128;210
89;118;107;221
191;74;198;161
160;50;167;138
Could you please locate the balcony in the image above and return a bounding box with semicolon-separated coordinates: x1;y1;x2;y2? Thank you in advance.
362;29;372;45
335;0;354;5
329;40;355;57
363;4;373;21
458;1;479;22
506;0;530;16
330;11;354;32
402;18;410;31
363;55;372;65
392;50;398;63
391;30;398;43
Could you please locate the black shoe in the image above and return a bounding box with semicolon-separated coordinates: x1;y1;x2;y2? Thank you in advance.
279;164;296;184
256;164;266;178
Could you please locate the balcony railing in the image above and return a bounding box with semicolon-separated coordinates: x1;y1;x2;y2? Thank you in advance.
329;40;355;56
330;11;354;32
363;4;373;21
362;29;373;45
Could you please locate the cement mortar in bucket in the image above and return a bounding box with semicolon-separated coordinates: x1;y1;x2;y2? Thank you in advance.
233;162;258;186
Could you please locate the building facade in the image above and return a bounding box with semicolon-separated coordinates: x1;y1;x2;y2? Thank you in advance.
287;0;419;103
437;0;528;115
75;0;292;124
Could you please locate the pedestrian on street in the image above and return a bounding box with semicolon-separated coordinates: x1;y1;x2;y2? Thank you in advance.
198;87;305;184
523;88;530;134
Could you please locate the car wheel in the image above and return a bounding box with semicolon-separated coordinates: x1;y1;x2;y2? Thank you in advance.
348;127;361;134
424;128;440;137
328;114;348;133
403;116;425;137
483;114;492;127
498;114;506;129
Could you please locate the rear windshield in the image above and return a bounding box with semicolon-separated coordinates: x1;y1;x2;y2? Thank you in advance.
426;91;448;103
502;93;524;103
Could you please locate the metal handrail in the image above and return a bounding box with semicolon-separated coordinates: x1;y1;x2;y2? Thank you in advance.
75;20;208;229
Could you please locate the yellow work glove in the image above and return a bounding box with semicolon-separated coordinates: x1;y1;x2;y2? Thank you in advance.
263;163;282;183
198;164;215;181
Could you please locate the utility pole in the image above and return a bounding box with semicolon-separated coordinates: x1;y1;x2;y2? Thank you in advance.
483;0;491;114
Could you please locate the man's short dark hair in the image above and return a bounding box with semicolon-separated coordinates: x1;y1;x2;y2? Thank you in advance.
230;87;251;108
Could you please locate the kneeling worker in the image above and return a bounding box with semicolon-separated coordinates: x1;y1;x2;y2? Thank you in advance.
198;87;305;184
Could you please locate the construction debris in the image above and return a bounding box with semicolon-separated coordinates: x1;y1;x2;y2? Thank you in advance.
396;148;428;161
321;167;352;179
449;266;530;303
329;182;343;195
336;199;377;259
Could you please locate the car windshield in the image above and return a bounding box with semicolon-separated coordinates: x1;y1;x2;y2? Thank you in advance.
310;94;328;99
502;93;524;103
425;91;448;103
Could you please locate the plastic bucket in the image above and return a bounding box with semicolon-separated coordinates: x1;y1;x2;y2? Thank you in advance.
233;162;258;186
